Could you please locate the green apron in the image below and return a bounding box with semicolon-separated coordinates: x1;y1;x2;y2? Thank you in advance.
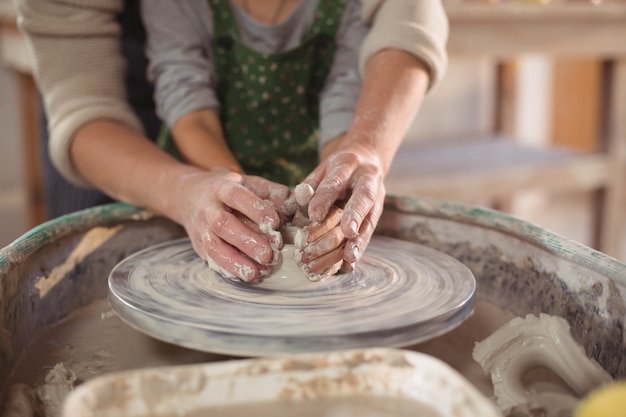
160;0;347;187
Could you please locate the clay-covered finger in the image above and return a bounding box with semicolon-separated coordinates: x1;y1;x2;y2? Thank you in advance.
209;209;275;266
307;164;352;223
298;245;345;281
343;195;383;265
243;176;292;222
218;181;281;231
339;175;380;239
234;209;283;252
193;229;261;282
295;206;343;249
296;223;344;263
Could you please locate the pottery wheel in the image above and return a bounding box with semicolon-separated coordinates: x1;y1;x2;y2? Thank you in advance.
108;235;476;356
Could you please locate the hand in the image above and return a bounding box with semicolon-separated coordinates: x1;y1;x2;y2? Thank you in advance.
171;167;287;282
242;175;292;224
293;206;345;281
299;142;386;271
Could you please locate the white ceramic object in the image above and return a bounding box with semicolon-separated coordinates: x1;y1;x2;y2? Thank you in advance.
108;235;476;356
62;348;502;417
473;313;613;413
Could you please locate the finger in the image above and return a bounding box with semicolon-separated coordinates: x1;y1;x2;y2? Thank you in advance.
291;208;312;228
234;211;283;254
307;162;355;224
281;167;325;219
281;192;299;219
209;209;275;266
294;206;343;249
343;190;384;265
243;176;291;203
193;229;261;283
296;223;345;263
300;163;327;191
243;176;292;223
218;181;281;231
340;175;381;239
299;245;345;279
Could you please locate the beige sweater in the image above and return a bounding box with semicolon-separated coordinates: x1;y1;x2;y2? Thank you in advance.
15;0;448;187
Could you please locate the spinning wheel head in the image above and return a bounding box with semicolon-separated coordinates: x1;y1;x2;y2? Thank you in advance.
108;235;476;356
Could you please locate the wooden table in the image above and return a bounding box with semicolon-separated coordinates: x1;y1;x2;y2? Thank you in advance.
387;2;626;258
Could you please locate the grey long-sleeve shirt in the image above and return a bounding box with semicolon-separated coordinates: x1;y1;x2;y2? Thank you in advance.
142;0;367;149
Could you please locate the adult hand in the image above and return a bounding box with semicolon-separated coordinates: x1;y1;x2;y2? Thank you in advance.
296;141;386;273
172;167;289;282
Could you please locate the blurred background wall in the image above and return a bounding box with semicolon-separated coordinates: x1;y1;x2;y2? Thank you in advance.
0;62;29;247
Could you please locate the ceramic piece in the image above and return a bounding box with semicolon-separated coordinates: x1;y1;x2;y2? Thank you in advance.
473;313;613;414
62;348;502;417
108;235;476;356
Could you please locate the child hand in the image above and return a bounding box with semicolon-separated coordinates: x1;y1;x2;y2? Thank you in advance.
292;205;345;280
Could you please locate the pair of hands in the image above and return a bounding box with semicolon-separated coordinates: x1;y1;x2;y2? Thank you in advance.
175;143;385;282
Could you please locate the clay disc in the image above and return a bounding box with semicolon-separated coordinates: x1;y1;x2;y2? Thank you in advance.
108;235;475;356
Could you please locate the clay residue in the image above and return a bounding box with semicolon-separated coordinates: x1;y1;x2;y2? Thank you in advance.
279;374;365;401
294;183;314;207
35;363;76;417
35;226;124;298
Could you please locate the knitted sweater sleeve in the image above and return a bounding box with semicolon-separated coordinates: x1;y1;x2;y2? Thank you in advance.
360;0;449;90
15;0;144;187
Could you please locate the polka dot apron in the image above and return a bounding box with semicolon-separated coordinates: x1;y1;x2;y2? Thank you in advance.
159;0;347;187
214;0;348;186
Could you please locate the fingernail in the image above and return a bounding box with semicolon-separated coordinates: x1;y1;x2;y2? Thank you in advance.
347;220;359;238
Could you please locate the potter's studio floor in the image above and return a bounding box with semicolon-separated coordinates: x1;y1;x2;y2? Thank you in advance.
1;190;625;263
